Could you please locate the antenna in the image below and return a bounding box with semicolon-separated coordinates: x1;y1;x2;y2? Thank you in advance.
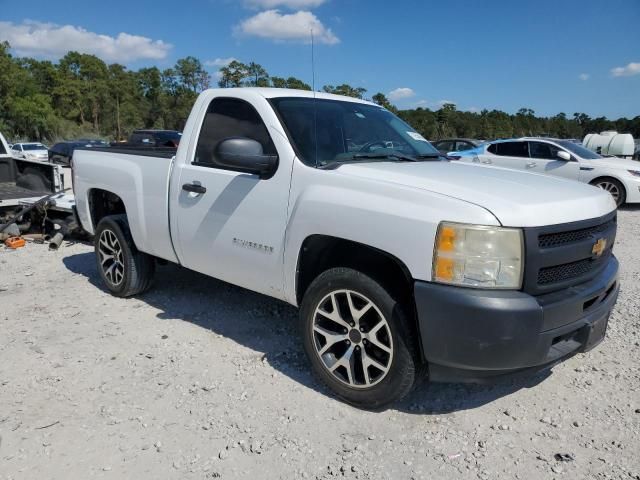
311;28;316;93
311;28;318;168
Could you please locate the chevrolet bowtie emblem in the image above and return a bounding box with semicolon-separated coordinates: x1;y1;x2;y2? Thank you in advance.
592;238;607;257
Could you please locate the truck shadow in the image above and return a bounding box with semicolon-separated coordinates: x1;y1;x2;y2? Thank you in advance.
63;252;550;414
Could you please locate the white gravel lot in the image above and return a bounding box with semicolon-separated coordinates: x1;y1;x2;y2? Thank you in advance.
1;208;639;480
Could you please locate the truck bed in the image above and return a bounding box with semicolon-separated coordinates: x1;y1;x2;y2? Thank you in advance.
0;182;49;200
77;146;177;158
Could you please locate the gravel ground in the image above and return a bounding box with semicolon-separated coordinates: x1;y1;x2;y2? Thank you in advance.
1;208;639;480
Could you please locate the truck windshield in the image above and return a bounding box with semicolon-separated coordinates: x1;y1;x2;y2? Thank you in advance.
270;97;440;167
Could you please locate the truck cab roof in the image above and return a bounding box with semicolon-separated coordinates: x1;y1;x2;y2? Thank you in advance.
204;87;377;106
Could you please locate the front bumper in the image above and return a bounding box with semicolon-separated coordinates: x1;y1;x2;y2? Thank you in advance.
414;255;619;383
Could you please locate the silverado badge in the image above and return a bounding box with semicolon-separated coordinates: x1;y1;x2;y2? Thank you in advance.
592;238;607;257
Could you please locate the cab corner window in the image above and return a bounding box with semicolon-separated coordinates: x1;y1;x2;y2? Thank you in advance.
194;97;276;169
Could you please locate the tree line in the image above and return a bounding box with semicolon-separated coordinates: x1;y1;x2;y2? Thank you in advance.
1;41;638;143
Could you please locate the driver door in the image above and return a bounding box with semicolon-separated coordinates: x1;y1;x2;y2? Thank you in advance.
526;141;580;180
171;96;292;298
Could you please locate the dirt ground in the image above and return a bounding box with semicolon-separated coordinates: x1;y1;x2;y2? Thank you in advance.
1;208;639;480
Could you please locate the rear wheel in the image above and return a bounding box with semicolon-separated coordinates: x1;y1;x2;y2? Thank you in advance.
94;215;155;297
300;267;418;409
591;177;626;207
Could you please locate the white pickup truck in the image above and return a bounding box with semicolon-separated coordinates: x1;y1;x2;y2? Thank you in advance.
73;88;620;408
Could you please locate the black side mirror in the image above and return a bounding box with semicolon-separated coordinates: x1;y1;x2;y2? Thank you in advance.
215;137;278;179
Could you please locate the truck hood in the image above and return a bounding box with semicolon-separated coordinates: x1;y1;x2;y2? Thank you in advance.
336;161;616;227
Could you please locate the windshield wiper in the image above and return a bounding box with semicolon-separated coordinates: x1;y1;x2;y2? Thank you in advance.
319;152;445;169
351;152;420;162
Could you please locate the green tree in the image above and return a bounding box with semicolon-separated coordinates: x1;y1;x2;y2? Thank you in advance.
175;56;210;93
218;60;248;88
271;76;311;91
372;93;397;112
322;84;367;99
245;62;269;87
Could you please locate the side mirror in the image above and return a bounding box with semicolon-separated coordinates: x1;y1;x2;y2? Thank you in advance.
215;137;278;179
557;150;571;161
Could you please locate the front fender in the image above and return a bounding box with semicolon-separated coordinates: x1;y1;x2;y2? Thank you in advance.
282;166;499;304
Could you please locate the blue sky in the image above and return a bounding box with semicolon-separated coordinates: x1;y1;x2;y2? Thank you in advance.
0;0;638;118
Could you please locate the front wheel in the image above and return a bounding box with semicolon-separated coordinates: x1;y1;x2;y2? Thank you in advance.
94;215;155;297
300;268;418;409
591;178;626;207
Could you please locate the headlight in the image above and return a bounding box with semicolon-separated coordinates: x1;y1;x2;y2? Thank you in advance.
433;222;524;289
627;170;640;177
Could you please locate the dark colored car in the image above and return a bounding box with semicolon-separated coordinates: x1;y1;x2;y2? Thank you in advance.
48;140;107;166
119;130;182;148
432;138;482;155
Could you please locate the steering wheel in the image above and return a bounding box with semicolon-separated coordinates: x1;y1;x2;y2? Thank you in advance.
359;141;390;153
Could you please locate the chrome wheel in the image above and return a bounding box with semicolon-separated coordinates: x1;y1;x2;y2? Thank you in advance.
596;181;621;204
98;229;124;286
312;290;393;388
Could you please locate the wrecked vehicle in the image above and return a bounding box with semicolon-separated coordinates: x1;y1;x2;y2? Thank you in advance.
72;88;619;409
0;132;76;248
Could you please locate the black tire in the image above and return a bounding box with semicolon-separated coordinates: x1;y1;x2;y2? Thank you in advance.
300;267;418;410
94;214;155;297
590;177;626;207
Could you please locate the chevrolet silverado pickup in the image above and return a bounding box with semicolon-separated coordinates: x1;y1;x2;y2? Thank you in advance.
73;88;620;409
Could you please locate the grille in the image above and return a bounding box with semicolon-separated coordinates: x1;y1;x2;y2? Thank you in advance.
538;217;616;248
538;257;605;285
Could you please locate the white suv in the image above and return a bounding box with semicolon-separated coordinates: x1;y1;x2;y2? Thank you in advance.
454;138;640;206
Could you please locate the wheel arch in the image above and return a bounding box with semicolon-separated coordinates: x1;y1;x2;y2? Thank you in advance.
589;175;627;204
88;188;128;230
295;234;415;308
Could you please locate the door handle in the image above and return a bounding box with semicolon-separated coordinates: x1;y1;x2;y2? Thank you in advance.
182;183;206;194
526;162;537;168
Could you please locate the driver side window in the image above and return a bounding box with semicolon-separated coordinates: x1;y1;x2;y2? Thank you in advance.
529;141;560;160
194;97;276;168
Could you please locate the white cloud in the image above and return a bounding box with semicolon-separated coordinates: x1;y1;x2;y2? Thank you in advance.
205;57;238;67
245;0;327;8
236;10;339;44
578;73;590;81
0;20;171;63
412;99;429;108
388;87;415;101
611;62;640;77
437;99;457;106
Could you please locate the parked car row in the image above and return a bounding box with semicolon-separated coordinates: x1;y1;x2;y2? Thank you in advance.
431;138;483;154
10;142;49;161
449;137;640;207
7;130;182;167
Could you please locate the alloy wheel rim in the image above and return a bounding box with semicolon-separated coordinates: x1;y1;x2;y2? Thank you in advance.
312;289;393;389
98;229;125;286
596;181;620;203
